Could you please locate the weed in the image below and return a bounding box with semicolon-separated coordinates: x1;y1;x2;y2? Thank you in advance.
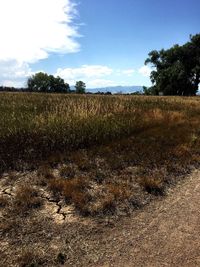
140;176;164;195
14;185;42;212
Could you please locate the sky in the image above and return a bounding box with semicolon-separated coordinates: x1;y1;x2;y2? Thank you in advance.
0;0;199;88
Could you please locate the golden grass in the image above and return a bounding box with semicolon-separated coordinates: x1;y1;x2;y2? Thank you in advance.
1;93;200;172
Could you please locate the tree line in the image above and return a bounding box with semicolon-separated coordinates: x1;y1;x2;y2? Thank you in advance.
0;73;86;94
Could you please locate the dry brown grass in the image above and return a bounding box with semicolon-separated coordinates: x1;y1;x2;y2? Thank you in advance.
69;151;94;171
14;185;42;212
1;94;200;267
62;177;88;201
48;178;65;196
17;249;43;267
59;165;75;178
37;164;55;179
139;176;164;195
0;195;8;207
2;93;200;173
1;94;200;216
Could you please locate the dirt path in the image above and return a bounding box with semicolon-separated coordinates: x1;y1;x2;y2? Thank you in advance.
94;170;200;267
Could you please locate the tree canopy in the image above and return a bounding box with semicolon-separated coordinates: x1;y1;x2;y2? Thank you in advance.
145;34;200;96
75;81;86;94
27;72;70;93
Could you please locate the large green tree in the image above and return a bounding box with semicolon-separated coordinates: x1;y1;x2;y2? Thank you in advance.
145;34;200;96
75;81;86;94
27;72;70;93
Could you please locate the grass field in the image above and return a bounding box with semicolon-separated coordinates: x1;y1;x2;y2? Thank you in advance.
1;92;200;265
1;92;200;213
1;92;200;170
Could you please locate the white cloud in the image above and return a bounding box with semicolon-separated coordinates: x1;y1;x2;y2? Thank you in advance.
0;0;79;63
0;60;33;87
138;66;151;77
55;65;113;85
121;69;135;76
0;0;80;86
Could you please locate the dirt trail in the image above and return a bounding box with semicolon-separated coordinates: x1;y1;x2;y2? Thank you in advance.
95;170;200;267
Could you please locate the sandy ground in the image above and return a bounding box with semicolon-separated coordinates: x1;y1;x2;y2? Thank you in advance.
95;169;200;267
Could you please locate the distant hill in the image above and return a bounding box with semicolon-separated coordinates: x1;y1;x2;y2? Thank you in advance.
86;86;143;94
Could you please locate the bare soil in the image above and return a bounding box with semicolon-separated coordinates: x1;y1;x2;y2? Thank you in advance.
1;169;200;266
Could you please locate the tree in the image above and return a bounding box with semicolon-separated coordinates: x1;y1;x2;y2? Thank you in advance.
145;34;200;96
75;81;86;94
27;72;70;93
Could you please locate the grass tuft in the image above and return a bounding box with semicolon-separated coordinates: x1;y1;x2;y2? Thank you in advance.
14;185;42;212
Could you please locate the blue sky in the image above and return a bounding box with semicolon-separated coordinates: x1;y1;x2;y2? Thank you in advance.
0;0;199;88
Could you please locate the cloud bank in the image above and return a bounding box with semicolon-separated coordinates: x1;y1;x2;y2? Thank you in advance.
0;0;80;86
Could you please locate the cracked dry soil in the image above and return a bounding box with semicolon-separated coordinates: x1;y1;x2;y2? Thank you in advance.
0;170;200;266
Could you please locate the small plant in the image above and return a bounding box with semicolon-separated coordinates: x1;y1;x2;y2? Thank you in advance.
140;176;164;195
62;177;87;201
108;183;131;201
14;185;42;212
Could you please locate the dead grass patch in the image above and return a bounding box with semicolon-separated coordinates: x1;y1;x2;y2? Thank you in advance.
37;164;55;179
14;185;42;212
17;249;44;267
140;176;164;195
69;151;94;171
48;178;65;196
0;195;8;208
60;165;75;179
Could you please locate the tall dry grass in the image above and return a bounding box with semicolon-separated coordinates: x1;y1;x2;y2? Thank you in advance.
1;92;200;171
